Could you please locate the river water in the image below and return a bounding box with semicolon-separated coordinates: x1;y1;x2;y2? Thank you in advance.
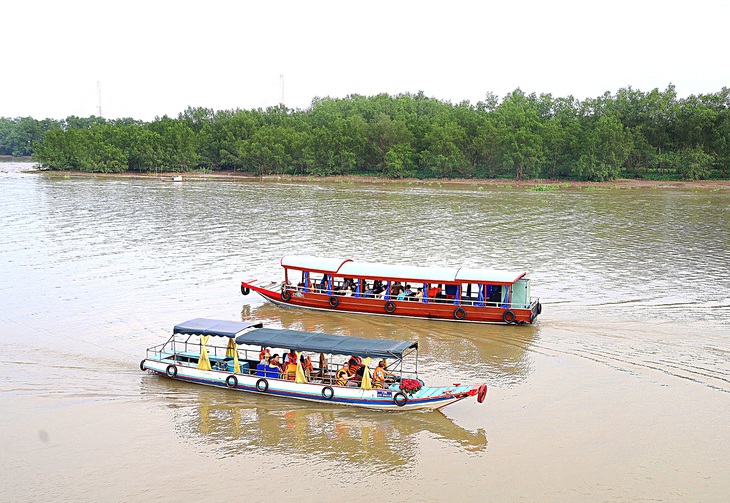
1;163;728;502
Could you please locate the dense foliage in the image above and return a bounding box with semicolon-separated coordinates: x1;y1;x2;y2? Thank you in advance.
2;85;729;181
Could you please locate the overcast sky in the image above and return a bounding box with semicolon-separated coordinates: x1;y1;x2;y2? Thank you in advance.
3;0;728;121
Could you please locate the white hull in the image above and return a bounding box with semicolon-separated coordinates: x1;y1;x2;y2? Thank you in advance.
142;358;474;411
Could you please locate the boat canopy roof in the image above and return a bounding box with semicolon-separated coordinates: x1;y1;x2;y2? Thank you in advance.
281;255;352;274
235;327;418;359
173;318;264;338
280;255;526;285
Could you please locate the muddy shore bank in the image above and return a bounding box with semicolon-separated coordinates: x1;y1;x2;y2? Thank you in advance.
27;167;730;190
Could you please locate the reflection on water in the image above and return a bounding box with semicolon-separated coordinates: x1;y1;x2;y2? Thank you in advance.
244;301;538;387
140;376;486;471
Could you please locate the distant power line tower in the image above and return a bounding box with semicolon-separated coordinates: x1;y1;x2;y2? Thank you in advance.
280;74;285;106
96;81;103;117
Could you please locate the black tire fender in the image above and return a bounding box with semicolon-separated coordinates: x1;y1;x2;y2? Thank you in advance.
329;296;339;308
453;307;466;320
537;302;542;315
393;391;408;407
281;290;291;302
503;310;516;323
321;386;334;400
241;285;250;295
384;301;396;314
139;359;147;371
256;378;269;392
166;364;177;378
226;375;238;388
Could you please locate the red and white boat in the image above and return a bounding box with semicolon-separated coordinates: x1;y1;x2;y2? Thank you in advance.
241;256;541;324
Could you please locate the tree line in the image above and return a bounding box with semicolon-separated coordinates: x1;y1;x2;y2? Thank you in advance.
2;85;729;181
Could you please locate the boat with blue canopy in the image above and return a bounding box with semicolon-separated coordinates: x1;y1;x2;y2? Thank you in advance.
140;318;487;410
241;255;541;324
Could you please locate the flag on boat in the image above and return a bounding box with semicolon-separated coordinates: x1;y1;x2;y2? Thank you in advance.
360;357;372;390
197;335;212;371
295;352;307;383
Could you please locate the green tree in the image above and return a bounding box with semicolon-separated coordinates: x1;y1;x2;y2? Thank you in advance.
574;115;632;181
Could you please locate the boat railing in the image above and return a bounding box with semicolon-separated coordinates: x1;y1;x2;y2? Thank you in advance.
285;282;536;310
146;341;423;387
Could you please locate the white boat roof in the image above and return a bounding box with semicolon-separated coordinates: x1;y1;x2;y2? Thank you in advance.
280;255;526;285
339;262;457;283
455;268;526;284
281;255;352;273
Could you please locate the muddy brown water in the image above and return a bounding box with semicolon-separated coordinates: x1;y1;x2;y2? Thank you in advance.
1;163;728;502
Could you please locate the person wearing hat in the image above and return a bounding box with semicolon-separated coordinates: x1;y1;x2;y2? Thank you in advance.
372;360;387;389
259;347;271;360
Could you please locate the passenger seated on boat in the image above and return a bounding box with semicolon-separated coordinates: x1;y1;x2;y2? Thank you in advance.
415;287;423;301
372;280;384;296
428;284;442;301
300;354;314;378
284;349;298;368
396;286;407;301
267;354;283;378
372;360;387;389
347;356;362;376
314;353;328;378
379;359;397;383
259;348;271;361
403;284;414;299
336;363;352;386
352;364;367;385
336;284;354;296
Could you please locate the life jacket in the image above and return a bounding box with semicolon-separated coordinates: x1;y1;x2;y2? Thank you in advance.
372;366;385;388
347;356;362;376
284;352;297;366
302;356;313;371
336;368;349;386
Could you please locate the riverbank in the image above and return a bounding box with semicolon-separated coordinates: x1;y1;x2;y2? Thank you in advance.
26;167;730;190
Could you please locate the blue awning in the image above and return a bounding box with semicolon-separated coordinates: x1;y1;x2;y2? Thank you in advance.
235;328;418;359
173;318;264;338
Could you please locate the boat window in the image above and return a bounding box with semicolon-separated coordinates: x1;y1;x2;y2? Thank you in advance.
488;285;502;305
444;284;458;300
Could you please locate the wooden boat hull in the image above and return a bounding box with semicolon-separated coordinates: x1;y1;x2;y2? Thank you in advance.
242;280;539;324
141;358;481;411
